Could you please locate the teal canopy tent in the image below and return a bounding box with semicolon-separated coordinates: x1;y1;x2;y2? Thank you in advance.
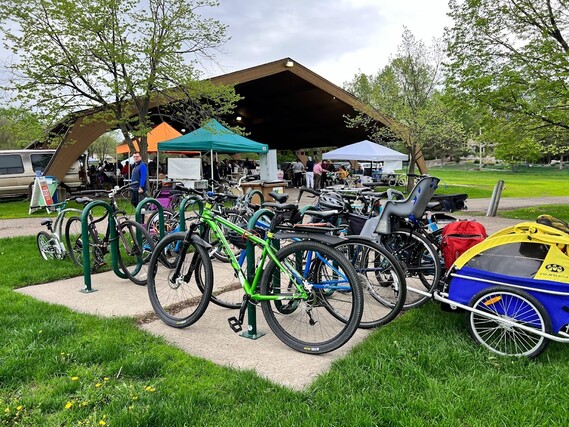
158;119;269;184
158;119;268;153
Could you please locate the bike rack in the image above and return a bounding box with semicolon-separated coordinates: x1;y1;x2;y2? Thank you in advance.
136;197;165;238
177;196;204;232
241;208;274;340
244;189;264;206
80;200;124;293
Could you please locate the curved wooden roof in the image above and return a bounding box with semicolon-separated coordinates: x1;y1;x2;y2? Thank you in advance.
45;57;424;180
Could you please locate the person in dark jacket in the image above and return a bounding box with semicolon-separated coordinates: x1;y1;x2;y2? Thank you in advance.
130;152;148;209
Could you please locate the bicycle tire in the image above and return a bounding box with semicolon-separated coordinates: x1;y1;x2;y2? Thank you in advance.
116;220;155;286
378;229;441;309
332;236;406;328
147;232;213;328
260;240;363;354
465;286;551;358
64;216;105;270
146;208;177;237
37;231;61;260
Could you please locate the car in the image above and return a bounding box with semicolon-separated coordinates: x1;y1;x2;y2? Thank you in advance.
0;149;85;198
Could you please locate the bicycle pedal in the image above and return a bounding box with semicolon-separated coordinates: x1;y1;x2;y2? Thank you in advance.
227;317;242;333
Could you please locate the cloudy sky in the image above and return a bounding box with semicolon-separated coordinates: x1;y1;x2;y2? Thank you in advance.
0;1;452;97
198;0;453;87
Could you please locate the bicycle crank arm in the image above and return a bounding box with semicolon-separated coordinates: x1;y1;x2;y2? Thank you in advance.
227;294;249;333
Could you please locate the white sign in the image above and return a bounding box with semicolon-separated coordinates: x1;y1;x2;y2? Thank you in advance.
167;158;202;180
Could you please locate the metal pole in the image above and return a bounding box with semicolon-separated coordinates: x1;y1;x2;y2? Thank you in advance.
486;180;504;217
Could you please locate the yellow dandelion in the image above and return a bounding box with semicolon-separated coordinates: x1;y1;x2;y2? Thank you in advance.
71;376;79;381
131;395;139;401
98;421;107;426
144;386;156;392
95;383;102;388
4;407;10;414
16;406;23;411
103;377;109;381
65;401;74;410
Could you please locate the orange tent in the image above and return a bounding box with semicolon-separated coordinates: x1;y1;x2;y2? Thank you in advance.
115;122;182;154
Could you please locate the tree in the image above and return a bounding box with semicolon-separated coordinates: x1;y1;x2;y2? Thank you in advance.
91;131;121;167
0;0;240;161
446;0;569;161
0;107;45;149
345;28;466;179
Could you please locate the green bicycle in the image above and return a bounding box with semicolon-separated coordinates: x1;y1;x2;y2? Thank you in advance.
146;196;364;354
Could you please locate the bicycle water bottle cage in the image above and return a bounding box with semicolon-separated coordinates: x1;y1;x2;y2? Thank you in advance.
375;176;440;235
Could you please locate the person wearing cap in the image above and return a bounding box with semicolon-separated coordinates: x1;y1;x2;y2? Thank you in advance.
305;156;314;188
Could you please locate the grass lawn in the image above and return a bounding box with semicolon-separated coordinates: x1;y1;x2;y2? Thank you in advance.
2;230;569;425
1;167;569;425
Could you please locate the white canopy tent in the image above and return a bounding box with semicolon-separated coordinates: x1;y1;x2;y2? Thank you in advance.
323;140;408;173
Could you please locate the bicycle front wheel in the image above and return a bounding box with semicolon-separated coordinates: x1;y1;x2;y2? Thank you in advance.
147;232;213;328
379;229;441;309
332;236;406;328
260;240;363;354
116;220;155;286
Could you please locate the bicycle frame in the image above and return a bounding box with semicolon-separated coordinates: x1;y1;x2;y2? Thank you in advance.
200;202;352;301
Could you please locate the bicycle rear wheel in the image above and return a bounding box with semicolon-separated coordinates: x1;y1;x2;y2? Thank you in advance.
379;229;441;309
260;240;363;354
37;231;62;260
147;232;213;328
116;220;155;286
332;236;406;328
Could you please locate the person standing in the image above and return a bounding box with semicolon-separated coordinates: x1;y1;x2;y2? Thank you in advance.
305;156;315;188
313;159;323;190
130;151;148;209
292;159;305;188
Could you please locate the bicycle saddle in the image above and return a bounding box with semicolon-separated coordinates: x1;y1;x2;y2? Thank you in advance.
268;191;289;203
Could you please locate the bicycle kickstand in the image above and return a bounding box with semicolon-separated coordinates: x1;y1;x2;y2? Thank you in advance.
227;294;250;333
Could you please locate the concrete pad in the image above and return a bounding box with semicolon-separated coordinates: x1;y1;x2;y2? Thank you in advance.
15;271;153;317
15;268;370;390
141;306;370;390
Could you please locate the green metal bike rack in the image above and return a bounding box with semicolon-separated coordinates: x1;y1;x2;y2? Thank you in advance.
136;197;165;238
244;189;264;206
80;200;123;293
241;208;274;340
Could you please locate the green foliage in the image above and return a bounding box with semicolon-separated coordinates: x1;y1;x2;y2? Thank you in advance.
345;28;467;173
446;0;569;160
0;0;240;160
0;107;45;149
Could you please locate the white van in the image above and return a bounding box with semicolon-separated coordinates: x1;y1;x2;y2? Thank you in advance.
0;149;84;198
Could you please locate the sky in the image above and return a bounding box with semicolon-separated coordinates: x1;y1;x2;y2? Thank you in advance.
0;0;453;99
197;0;453;87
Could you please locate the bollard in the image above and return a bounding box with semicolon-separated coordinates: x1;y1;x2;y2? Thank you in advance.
486;180;504;217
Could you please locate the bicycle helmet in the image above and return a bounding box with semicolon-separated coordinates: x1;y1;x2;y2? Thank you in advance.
318;193;345;211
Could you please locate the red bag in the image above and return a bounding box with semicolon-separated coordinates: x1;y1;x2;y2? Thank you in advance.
440;220;487;268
